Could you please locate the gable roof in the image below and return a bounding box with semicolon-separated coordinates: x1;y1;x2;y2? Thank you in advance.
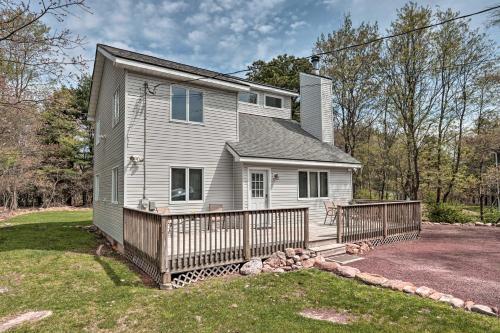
227;114;361;167
98;44;299;95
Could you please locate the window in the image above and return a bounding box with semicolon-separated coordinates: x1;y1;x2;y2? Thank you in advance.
111;167;118;203
95;120;101;145
298;171;328;199
171;85;204;123
251;173;265;198
112;87;120;127
239;92;258;104
94;175;100;201
265;95;282;108
171;167;203;202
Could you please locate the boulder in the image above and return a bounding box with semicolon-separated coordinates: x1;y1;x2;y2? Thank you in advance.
292;255;301;263
294;248;304;255
403;285;417;294
335;265;360;278
302;258;316;268
464;301;475;311
438;295;464;308
283;266;292;271
471;304;497;316
314;255;325;264
286;259;295;266
428;292;444;300
261;264;273;273
475;222;485;226
300;254;310;260
285;248;296;258
240;258;263;275
415;286;435;298
315;261;340;272
383;280;407;291
264;252;286;268
274;268;285;273
359;243;370;254
355;273;388;286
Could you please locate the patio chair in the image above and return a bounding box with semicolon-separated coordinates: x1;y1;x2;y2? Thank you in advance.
323;200;337;225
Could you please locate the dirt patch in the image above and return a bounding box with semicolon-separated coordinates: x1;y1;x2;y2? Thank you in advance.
0;311;52;332
299;308;355;324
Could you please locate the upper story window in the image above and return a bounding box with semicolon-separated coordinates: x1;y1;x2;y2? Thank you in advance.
171;85;203;123
95;120;101;145
265;95;283;109
112;87;120;127
298;171;328;199
238;92;258;104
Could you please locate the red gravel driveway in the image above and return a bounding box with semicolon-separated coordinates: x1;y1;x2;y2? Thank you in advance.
350;224;500;308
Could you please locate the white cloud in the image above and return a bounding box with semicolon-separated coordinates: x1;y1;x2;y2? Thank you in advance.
188;30;207;43
256;24;274;34
185;13;210;25
290;20;307;29
161;1;188;13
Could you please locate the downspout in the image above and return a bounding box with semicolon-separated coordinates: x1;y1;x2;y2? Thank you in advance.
143;81;147;200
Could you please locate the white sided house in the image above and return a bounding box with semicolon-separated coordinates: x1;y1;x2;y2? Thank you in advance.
89;44;361;249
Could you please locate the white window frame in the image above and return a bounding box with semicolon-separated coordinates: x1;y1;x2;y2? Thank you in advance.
111;167;119;204
170;85;204;124
169;166;204;204
112;86;120;127
264;94;284;109
238;91;259;105
297;170;329;200
94;174;100;201
95;119;101;145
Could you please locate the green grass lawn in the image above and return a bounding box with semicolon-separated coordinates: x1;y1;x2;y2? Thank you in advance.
1;210;499;332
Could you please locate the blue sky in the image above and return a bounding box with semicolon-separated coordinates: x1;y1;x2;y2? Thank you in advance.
49;0;499;76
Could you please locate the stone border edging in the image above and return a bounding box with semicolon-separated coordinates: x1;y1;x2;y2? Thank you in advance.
314;260;499;317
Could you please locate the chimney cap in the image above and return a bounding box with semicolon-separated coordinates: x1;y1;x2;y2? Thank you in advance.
310;55;320;75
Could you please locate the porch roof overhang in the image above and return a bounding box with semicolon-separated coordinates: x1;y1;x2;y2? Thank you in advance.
226;144;361;169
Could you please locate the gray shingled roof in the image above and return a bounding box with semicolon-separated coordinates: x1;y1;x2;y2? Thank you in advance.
98;44;297;94
227;114;360;165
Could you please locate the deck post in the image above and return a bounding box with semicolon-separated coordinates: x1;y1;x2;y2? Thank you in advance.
243;211;250;260
303;208;309;249
159;215;168;273
383;204;388;239
337;206;343;243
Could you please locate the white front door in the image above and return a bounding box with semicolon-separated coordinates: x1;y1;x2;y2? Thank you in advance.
249;170;268;210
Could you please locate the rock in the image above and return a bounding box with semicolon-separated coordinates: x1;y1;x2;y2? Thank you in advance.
335;265;360;278
438;294;464;308
96;244;104;256
471;304;496;316
314;255;325;264
264;252;286;268
359;243;370;254
291;264;301;270
302;258;316;268
285;248;296;258
283;266;292;271
475;222;485;226
286;259;295;266
0;287;8;294
403;285;417;294
300;254;310;260
383;280;407;291
345;243;360;254
428;292;444;301
492;307;499;314
261;265;273;273
355;273;388;286
485;223;492;226
415;286;435;297
240;258;263;275
294;248;304;255
314;261;340;272
292;255;301;263
464;301;475;311
0;311;52;332
274;268;285;273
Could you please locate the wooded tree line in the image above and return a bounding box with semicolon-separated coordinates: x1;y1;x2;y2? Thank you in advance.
0;0;91;209
248;3;500;211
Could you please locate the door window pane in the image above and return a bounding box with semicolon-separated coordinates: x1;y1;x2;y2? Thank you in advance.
189;90;203;122
320;172;328;197
309;172;318;198
172;86;187;120
189;168;203;200
171;168;186;201
265;95;282;108
299;171;308;198
251;173;264;198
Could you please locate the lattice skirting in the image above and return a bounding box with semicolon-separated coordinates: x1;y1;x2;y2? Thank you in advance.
171;263;241;289
369;231;420;247
124;246;162;285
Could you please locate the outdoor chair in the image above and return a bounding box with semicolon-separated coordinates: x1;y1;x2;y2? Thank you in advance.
323;200;337;225
209;204;224;230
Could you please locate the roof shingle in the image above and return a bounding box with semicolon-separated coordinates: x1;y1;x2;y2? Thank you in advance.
227;113;360;165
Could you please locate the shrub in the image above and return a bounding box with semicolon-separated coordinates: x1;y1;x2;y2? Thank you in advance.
483;208;500;225
426;203;473;224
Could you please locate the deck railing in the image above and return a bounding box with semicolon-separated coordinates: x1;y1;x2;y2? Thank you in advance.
336;201;421;243
123;207;309;285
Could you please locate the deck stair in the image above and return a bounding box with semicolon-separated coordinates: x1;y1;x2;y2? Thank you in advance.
309;239;346;257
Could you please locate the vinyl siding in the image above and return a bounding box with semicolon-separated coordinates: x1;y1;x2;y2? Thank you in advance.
241;164;352;224
238;90;292;119
232;161;243;210
299;73;333;144
93;59;125;243
124;72;238;213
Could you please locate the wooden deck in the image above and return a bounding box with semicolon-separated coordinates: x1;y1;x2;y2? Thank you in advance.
122;201;421;287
